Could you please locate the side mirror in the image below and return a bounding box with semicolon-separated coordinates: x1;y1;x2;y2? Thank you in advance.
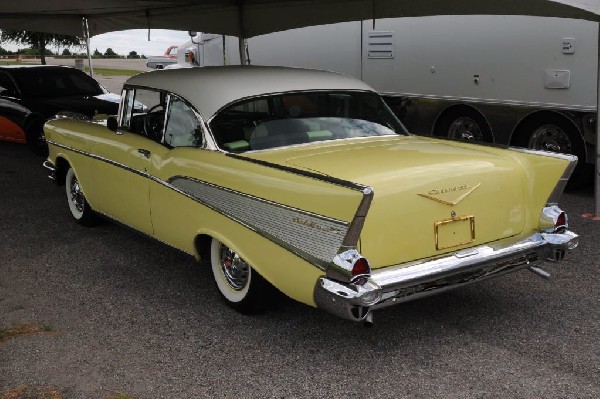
107;116;118;132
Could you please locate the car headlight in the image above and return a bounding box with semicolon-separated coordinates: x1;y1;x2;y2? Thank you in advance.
54;111;90;120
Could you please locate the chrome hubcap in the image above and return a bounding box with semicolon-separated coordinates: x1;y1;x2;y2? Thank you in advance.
219;244;249;291
529;124;571;153
448;117;482;141
69;176;84;213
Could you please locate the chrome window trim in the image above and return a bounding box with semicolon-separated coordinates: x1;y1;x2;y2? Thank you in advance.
205;89;408;154
123;84;216;150
207;89;392;122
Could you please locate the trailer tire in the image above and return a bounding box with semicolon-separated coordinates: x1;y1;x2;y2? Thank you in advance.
513;113;588;188
435;107;493;143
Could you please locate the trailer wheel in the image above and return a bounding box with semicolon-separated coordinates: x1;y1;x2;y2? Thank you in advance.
435;107;493;143
514;113;588;188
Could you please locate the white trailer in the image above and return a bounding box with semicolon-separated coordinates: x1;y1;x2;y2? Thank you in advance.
197;15;598;183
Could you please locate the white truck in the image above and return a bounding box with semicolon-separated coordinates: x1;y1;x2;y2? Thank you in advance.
195;15;598;184
146;45;179;69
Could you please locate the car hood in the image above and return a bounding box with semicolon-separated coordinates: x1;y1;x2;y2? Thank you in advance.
26;93;120;118
246;136;528;267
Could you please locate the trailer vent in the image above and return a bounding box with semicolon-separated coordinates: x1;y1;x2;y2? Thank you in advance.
367;31;394;59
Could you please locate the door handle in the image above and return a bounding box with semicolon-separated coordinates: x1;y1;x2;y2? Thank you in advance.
137;148;151;158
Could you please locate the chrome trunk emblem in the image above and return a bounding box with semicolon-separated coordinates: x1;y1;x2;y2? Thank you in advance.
418;183;481;206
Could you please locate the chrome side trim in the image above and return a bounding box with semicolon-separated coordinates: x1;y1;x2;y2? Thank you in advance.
226;153;373;249
168;176;349;267
47;140;349;270
315;230;578;322
509;147;578;205
48;139;154;180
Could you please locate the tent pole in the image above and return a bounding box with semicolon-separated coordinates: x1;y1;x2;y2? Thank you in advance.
238;37;248;65
82;17;94;78
238;0;247;65
594;23;600;216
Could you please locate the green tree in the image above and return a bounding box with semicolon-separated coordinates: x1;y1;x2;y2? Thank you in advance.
93;48;102;57
62;48;71;56
0;30;82;65
104;48;117;57
127;50;139;59
0;46;14;56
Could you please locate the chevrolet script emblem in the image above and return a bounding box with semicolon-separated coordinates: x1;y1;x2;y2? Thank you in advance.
418;183;481;206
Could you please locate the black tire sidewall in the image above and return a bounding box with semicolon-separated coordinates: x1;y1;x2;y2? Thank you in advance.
436;108;493;143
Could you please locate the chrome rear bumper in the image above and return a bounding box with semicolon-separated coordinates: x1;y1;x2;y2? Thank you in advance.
314;231;578;322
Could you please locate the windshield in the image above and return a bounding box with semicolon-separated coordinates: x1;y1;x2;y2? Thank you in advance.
210;91;407;152
14;68;104;98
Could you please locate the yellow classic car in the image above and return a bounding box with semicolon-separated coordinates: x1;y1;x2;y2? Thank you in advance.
43;66;578;324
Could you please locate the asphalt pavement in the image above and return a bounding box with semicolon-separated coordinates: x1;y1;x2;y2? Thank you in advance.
0;142;599;398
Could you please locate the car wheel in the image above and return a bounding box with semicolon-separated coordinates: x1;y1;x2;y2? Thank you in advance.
514;114;588;188
25;117;48;157
65;167;99;226
210;237;268;314
436;107;493;142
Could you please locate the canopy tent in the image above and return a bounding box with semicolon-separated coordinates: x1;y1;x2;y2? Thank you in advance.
0;0;599;215
0;1;599;38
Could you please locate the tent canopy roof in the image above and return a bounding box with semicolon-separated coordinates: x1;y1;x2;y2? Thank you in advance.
0;1;599;38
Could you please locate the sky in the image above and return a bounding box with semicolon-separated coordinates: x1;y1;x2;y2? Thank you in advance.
3;29;192;57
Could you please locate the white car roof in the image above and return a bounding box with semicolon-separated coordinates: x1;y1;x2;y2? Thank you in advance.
125;66;375;119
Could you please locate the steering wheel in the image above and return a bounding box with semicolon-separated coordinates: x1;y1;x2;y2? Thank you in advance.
143;104;165;140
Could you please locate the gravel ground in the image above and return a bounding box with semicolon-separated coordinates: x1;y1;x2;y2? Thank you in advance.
0;142;599;398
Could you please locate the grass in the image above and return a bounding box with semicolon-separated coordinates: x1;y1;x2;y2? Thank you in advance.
84;67;142;77
0;323;53;343
1;385;62;399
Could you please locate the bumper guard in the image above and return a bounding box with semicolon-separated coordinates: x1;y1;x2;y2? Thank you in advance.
314;231;578;322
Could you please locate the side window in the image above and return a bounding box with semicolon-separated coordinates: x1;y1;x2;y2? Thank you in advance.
164;97;202;148
120;88;166;141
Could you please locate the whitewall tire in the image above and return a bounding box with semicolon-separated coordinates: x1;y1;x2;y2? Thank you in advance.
65;167;98;226
210;237;268;314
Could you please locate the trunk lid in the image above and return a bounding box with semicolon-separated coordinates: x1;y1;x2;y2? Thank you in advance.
247;136;527;267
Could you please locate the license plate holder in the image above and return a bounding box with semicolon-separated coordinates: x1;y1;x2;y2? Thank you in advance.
435;215;475;250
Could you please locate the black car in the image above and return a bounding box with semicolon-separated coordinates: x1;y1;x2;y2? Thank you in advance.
0;65;120;155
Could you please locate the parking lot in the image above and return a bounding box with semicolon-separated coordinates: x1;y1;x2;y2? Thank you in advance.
0;140;599;398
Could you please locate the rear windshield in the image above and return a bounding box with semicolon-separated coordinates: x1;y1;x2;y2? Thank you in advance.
13;68;104;98
210;91;407;153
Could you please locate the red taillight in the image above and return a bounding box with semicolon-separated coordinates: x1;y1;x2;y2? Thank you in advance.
555;212;567;230
351;258;371;285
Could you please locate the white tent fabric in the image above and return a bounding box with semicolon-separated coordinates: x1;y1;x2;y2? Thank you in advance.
0;0;599;214
0;1;599;38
